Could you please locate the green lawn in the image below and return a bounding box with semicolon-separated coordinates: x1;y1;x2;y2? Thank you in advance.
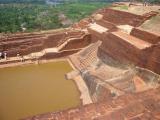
112;5;129;11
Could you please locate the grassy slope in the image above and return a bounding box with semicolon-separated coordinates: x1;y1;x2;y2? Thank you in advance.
140;14;160;33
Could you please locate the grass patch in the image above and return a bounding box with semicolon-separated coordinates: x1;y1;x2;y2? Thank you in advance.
140;14;160;33
112;5;128;11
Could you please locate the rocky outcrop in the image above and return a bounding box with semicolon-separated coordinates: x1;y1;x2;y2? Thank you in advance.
72;18;92;29
23;87;160;120
70;39;160;103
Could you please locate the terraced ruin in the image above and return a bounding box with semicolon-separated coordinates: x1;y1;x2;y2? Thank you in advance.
0;2;160;120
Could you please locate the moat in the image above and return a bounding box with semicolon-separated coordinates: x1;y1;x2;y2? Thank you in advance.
0;61;80;120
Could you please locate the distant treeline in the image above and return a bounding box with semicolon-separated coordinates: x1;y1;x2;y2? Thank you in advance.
0;0;45;4
0;0;119;4
147;0;160;4
0;0;159;4
134;0;160;4
0;1;110;33
54;0;120;3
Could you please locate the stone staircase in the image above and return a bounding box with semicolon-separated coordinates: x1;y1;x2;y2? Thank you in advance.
69;41;101;70
79;47;98;69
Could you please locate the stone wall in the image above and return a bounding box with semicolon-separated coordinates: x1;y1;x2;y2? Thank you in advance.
131;28;160;44
95;19;117;30
0;37;45;57
40;49;80;60
82;73;112;102
0;30;86;57
146;44;160;74
99;32;143;66
102;8;144;27
99;31;160;74
87;28;104;42
24;87;160;120
61;34;92;50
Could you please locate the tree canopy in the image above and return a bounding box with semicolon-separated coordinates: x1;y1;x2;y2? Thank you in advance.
0;0;110;33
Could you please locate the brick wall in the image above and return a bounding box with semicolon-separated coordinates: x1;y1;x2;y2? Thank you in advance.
146;44;160;74
131;28;160;44
99;32;160;74
0;31;85;57
100;33;143;65
102;8;144;27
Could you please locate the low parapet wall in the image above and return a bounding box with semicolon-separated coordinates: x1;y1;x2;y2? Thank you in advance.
131;28;160;44
40;49;80;60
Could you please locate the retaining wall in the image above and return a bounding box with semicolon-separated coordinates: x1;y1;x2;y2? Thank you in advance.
99;32;160;74
83;73;112;102
61;34;91;51
0;30;86;57
40;49;80;60
99;33;144;66
146;45;160;74
95;19;117;30
130;28;160;44
23;87;160;120
102;8;144;27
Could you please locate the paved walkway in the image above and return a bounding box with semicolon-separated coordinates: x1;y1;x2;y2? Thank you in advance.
73;75;92;105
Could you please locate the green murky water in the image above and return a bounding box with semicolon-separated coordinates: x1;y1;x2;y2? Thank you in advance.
0;61;80;120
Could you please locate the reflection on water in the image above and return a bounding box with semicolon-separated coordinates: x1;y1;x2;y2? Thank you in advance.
0;61;80;120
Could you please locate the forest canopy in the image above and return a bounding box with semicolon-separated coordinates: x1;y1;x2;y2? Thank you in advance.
0;0;45;4
0;0;110;33
0;0;159;33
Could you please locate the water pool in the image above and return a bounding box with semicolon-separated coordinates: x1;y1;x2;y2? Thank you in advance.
0;61;80;120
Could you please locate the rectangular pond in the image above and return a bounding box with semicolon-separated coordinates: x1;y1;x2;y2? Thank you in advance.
0;61;80;120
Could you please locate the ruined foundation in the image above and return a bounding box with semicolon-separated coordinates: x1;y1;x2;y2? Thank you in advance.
0;3;160;120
